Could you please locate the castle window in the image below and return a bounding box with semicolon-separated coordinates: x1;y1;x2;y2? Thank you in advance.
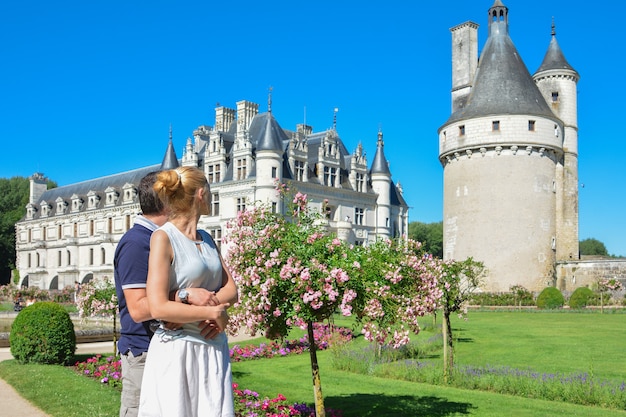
211;193;219;216
271;202;277;213
324;166;337;187
58;225;62;239
356;173;365;192
28;253;31;268
101;247;106;265
551;92;559;102
459;125;465;136
271;167;277;178
236;197;246;213
236;159;247;180
528;120;536;131
67;250;71;266
89;248;94;265
208;164;221;183
58;251;62;267
208;228;222;250
354;207;364;226
90;220;94;236
492;120;500;131
294;160;305;181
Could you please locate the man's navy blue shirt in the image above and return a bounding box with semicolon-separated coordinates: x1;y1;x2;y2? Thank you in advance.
114;216;157;356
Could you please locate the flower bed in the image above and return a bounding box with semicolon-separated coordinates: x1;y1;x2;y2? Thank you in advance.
74;323;351;415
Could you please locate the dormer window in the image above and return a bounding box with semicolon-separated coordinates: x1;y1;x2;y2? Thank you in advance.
26;203;37;219
71;194;83;212
40;200;51;217
122;183;137;203
55;197;68;215
87;191;100;209
105;186;119;206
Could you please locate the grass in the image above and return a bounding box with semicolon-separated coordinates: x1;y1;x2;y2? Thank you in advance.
2;311;626;416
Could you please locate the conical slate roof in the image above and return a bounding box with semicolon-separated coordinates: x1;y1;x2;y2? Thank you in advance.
254;112;288;152
160;138;180;170
370;131;390;175
535;26;578;75
445;1;556;124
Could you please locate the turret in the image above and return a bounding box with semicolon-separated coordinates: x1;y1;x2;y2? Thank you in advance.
534;21;580;263
370;130;391;239
255;93;286;210
160;127;180;170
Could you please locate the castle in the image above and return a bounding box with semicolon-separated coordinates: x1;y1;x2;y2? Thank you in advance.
439;0;626;292
15;99;407;290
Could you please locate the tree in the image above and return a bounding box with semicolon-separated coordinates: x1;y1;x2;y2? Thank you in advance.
0;177;31;284
408;221;443;258
579;238;608;256
224;184;442;416
0;176;56;285
437;257;484;382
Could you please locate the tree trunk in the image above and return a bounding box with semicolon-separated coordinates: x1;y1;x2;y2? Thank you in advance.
442;308;454;383
308;321;325;417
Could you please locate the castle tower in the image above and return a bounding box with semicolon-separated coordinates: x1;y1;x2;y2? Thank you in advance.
439;1;567;291
533;22;580;264
370;130;391;239
254;113;284;209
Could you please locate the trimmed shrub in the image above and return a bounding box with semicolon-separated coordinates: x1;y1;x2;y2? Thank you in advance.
568;287;594;309
10;301;76;365
536;287;565;309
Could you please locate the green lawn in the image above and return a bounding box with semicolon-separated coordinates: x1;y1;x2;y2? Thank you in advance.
1;310;626;416
450;311;625;380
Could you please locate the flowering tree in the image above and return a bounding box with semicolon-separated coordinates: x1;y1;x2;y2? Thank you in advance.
437;257;484;381
596;278;623;313
224;184;442;416
75;277;118;353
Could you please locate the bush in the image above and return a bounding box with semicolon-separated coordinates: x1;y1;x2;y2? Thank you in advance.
10;301;76;365
568;287;594;309
536;287;565;309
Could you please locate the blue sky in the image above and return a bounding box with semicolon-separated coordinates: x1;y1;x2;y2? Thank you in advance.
2;1;625;256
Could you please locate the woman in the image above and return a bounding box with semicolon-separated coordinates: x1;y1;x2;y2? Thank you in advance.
138;166;238;417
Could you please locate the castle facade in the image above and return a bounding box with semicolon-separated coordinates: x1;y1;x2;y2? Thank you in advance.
15;100;407;290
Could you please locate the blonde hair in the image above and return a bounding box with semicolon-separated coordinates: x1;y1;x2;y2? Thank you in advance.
153;167;209;218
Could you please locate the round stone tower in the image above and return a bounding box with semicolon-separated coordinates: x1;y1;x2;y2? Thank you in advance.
533;22;580;269
438;1;573;291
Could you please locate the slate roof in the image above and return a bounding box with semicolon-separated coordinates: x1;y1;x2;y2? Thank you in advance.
535;26;578;75
445;1;559;125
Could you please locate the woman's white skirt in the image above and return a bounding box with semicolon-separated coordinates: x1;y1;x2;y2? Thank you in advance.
138;334;234;417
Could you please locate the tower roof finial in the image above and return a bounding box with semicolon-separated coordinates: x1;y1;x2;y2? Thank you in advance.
551;17;556;36
268;86;273;113
333;107;338;130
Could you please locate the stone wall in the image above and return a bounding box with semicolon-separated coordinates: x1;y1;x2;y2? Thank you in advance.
556;258;626;293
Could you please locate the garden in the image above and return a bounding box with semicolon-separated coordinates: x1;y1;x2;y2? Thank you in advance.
1;185;625;416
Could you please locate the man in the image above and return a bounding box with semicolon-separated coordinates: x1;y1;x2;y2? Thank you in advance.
114;172;221;417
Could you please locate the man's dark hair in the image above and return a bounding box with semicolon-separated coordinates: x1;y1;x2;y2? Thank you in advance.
138;172;165;215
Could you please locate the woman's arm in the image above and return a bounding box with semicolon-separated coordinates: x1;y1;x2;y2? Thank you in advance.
146;230;229;329
215;250;239;307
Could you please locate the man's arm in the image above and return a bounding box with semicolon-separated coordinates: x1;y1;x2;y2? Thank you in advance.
124;288;151;323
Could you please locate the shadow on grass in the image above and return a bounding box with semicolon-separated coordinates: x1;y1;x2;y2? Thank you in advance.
325;393;475;417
